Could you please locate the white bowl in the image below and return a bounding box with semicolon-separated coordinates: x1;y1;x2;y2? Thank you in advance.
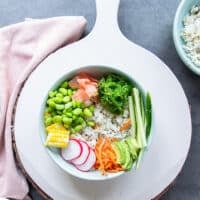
39;65;150;181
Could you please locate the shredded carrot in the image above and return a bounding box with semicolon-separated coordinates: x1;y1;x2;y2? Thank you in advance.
94;137;124;175
120;118;131;132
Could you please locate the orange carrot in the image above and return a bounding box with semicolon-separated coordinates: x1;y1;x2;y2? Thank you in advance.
120;118;131;132
94;137;124;175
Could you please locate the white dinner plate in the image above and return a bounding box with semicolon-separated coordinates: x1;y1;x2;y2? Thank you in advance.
14;0;192;199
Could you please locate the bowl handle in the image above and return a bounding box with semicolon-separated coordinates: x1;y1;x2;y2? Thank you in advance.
89;0;122;40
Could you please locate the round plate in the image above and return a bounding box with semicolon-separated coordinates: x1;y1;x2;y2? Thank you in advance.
14;39;191;200
14;1;191;197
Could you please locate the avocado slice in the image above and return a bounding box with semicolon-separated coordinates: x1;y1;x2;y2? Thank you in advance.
126;157;134;171
112;142;126;165
125;136;139;160
120;140;132;170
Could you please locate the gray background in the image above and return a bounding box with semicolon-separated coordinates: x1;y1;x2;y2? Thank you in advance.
0;0;199;199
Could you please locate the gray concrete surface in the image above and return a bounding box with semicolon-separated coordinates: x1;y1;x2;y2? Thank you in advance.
0;0;199;199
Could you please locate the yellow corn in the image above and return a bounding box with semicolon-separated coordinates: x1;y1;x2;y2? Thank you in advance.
45;123;69;148
45;141;67;148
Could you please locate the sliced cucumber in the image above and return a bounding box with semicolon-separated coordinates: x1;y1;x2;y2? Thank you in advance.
128;96;136;137
140;93;146;124
135;148;144;169
145;92;152;139
132;88;147;148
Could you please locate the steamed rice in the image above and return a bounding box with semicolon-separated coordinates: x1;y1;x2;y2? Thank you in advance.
75;104;131;147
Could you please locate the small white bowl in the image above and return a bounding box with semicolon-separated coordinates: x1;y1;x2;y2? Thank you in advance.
173;0;200;75
39;65;147;181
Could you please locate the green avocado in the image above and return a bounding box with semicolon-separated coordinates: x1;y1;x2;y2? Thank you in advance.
125;136;139;160
113;142;126;165
120;140;132;170
126;157;134;171
113;140;135;170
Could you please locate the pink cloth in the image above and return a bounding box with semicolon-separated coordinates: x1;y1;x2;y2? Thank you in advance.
0;16;87;199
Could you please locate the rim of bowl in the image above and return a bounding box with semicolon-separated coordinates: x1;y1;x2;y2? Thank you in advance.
173;0;200;75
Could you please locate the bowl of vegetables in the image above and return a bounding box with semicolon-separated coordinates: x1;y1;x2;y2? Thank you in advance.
40;66;152;180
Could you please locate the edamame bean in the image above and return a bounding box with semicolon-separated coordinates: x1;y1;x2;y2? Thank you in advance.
83;108;93;117
55;104;65;110
72;115;77;120
70;128;76;134
81;120;86;128
45;117;53;126
67;89;73;96
76;101;83;108
87;120;95;127
48;100;56;108
65;102;73;109
72;101;77;108
47;107;53;113
74;125;83;133
48;91;56;98
65;112;72;117
56;93;63;98
77;117;84;123
73;117;83;125
60;81;68;88
88;105;95;112
53;115;62;123
72;108;82;115
59;88;68;95
54;97;63;104
62;117;72;125
57;110;62;115
63;96;71;103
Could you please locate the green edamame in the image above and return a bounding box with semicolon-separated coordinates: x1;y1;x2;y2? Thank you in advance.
72;108;82;115
53;115;62;123
55;104;65;110
83;108;92;117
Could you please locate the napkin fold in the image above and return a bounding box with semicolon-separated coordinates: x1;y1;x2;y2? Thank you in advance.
0;16;87;199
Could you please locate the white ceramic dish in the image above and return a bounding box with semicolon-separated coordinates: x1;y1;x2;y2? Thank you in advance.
14;0;191;199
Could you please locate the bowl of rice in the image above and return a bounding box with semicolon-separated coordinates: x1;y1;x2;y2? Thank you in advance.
173;0;200;75
40;66;152;180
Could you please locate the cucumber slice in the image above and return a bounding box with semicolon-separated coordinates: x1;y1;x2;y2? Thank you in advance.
135;149;144;169
132;88;147;148
140;93;146;124
145;92;152;139
128;96;136;137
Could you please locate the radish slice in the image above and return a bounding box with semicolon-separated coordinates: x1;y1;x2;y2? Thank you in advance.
71;141;90;165
61;139;82;161
76;149;96;172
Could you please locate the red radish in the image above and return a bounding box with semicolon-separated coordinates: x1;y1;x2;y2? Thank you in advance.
76;149;96;172
71;141;90;165
61;139;82;161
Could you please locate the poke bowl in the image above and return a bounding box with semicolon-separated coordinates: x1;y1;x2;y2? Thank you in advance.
39;66;152;180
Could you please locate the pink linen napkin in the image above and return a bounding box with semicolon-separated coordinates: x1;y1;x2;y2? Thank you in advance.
0;16;87;199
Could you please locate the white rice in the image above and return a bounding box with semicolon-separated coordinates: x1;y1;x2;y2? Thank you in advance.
75;104;131;147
